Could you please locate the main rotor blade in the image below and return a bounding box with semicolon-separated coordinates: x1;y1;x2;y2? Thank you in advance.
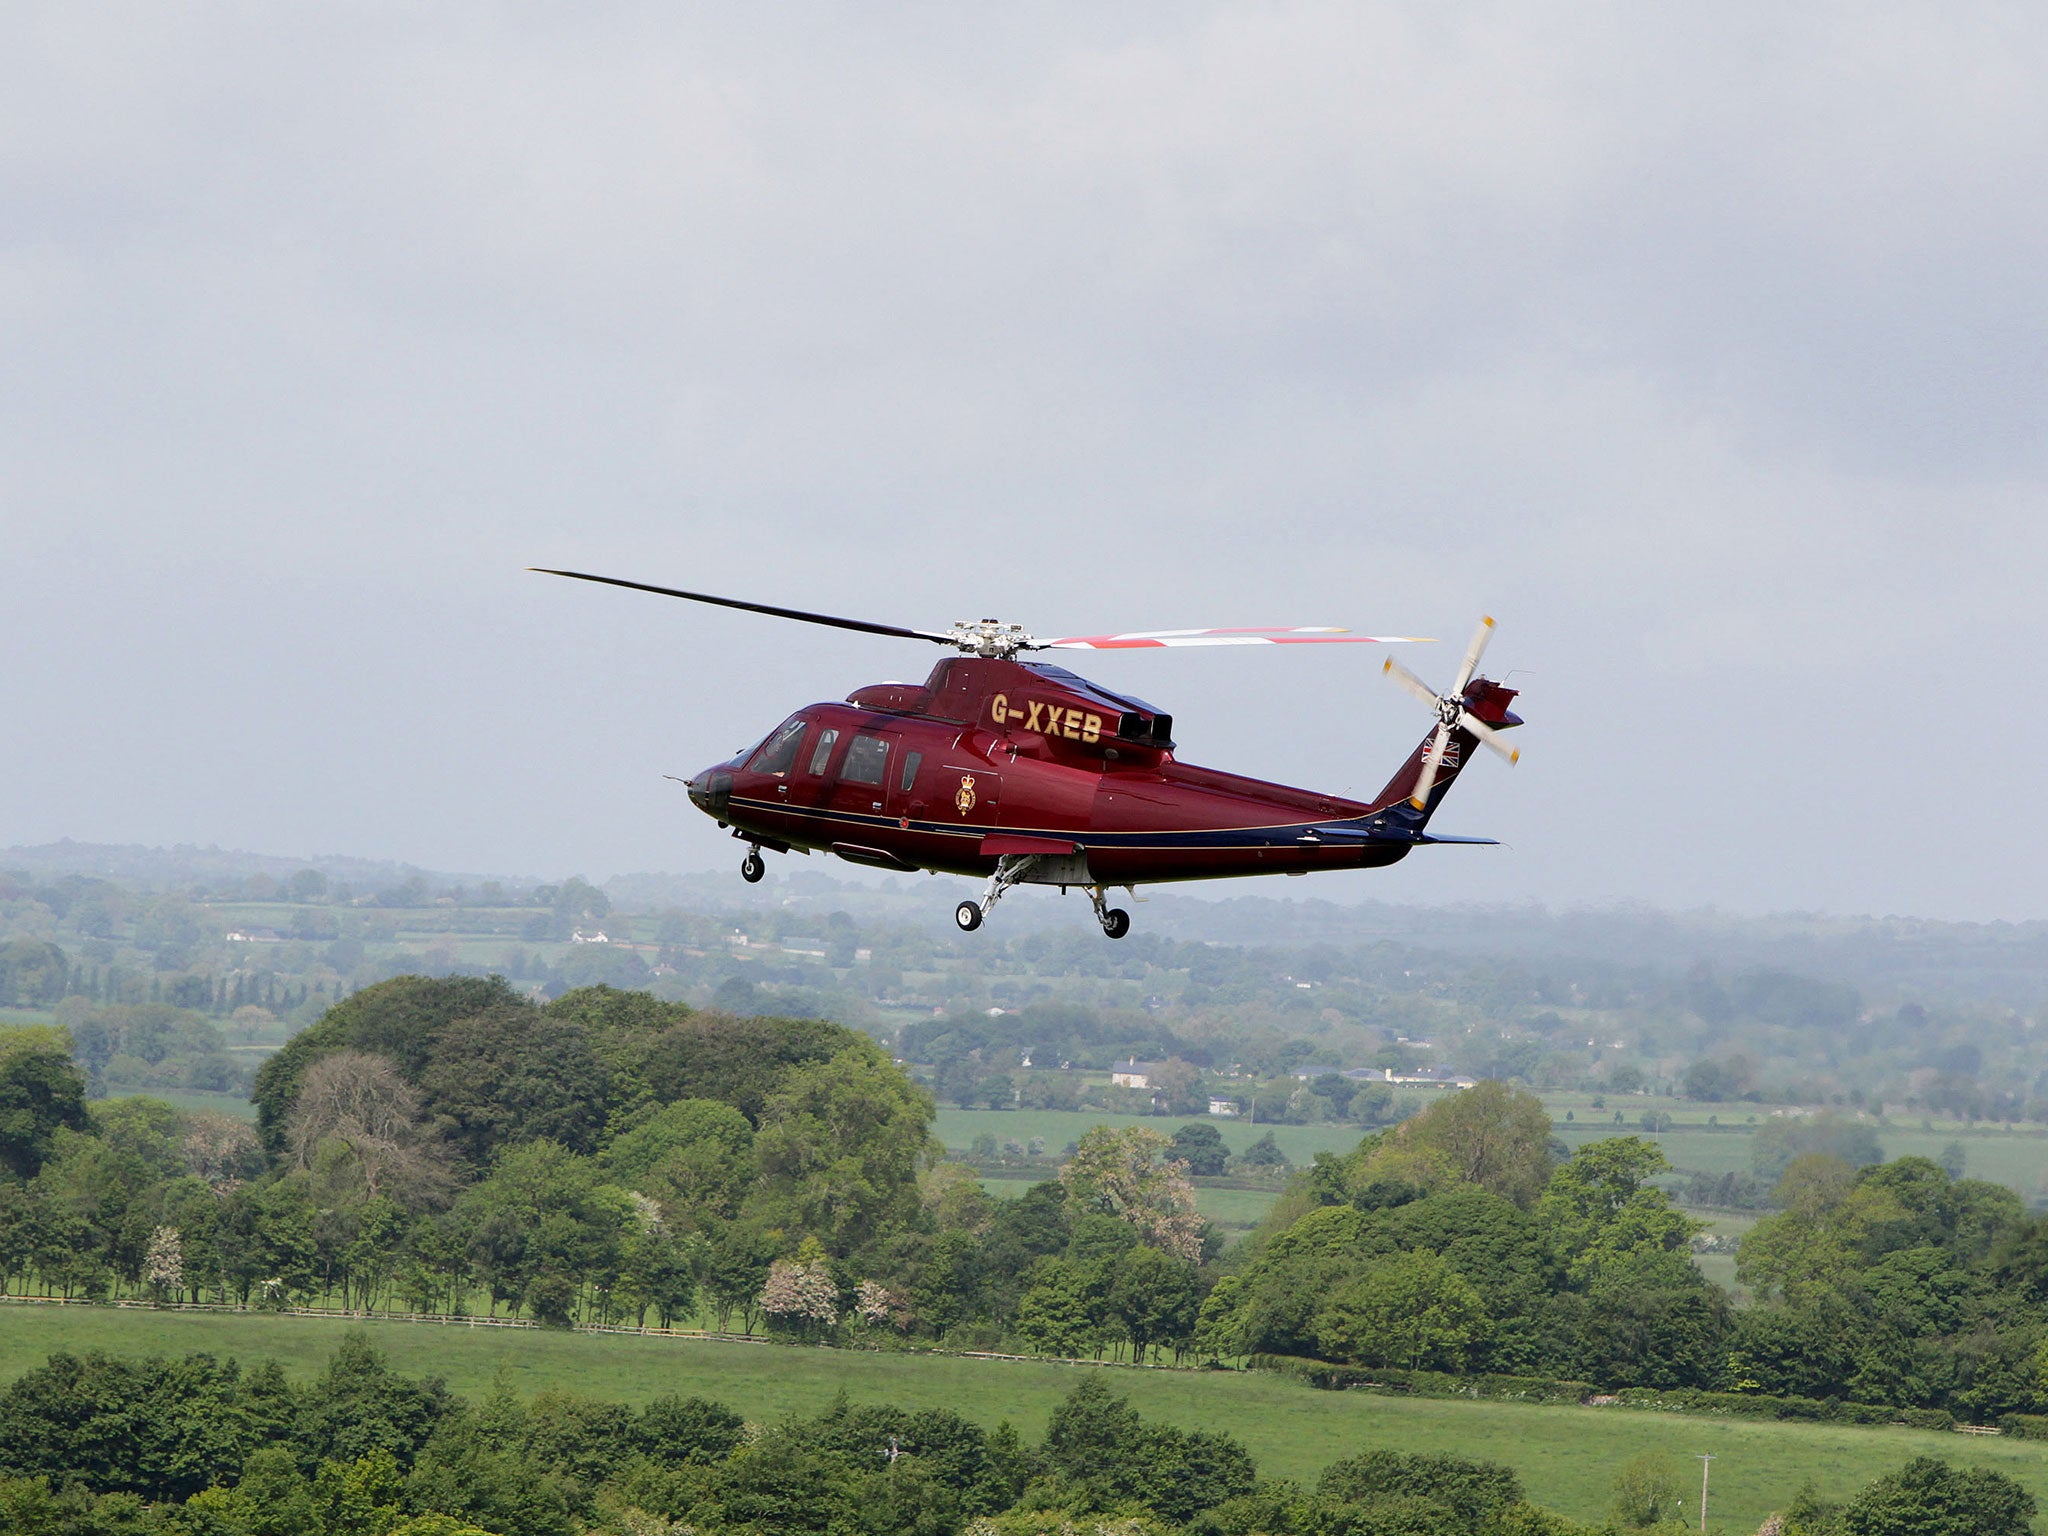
1382;656;1444;709
1458;710;1521;764
1048;627;1432;650
1410;723;1450;810
1453;615;1496;694
530;569;959;647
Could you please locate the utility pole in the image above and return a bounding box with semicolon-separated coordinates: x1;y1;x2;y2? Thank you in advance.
1697;1453;1715;1533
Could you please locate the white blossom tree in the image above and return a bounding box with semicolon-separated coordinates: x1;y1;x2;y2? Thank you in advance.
142;1226;184;1303
760;1241;839;1332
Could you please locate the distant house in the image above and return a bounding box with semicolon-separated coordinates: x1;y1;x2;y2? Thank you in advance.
225;927;281;943
1354;1065;1478;1090
570;930;609;944
1111;1058;1164;1090
1208;1097;1241;1117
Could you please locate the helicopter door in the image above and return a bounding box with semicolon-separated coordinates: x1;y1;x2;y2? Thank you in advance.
888;744;926;825
831;731;895;821
779;723;841;821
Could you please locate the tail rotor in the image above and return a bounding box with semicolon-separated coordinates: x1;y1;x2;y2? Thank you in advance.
1382;616;1521;811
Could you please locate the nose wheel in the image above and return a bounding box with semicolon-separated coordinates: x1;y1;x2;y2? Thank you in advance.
954;900;982;932
740;850;766;883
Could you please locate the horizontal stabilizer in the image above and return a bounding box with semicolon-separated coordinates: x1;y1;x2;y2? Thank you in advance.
1296;823;1497;847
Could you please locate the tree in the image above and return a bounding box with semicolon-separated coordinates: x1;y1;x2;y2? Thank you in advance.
1318;1450;1523;1529
1235;1130;1291;1172
299;1331;455;1467
1168;1123;1229;1177
748;1044;936;1255
1841;1456;2035;1536
0;1044;88;1180
1539;1137;1700;1283
0;941;68;1009
636;1011;865;1125
1106;1245;1200;1362
1393;1081;1554;1209
1060;1126;1203;1261
418;1008;611;1168
702;1220;780;1333
1314;1251;1488;1370
602;1098;755;1223
1014;1259;1102;1358
760;1242;840;1336
286;1050;450;1205
141;1226;183;1302
252;975;531;1156
1609;1453;1683;1528
1682;1056;1751;1102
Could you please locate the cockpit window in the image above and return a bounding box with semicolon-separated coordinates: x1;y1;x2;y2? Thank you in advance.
899;750;922;794
806;728;840;776
842;734;889;787
748;718;808;776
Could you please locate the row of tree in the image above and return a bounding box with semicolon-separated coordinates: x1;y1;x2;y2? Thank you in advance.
0;1334;2033;1535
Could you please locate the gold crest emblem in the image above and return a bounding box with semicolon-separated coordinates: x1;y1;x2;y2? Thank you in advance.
955;776;977;815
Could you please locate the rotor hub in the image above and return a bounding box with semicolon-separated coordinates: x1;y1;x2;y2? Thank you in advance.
948;619;1037;659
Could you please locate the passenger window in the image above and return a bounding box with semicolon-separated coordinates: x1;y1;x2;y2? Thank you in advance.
806;728;840;776
842;734;889;787
899;750;922;794
749;719;808;776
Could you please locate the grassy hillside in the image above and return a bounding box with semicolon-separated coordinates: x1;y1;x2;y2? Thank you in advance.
3;1306;2043;1532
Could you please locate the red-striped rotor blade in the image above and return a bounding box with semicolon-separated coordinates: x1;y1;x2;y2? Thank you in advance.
1044;627;1431;650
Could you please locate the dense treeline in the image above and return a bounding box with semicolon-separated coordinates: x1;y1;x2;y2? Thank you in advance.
0;1334;1553;1534
1212;1084;2048;1424
0;980;1225;1357
23;974;2048;1421
0;1337;2034;1535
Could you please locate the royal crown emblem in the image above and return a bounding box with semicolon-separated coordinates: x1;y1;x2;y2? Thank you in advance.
955;776;977;815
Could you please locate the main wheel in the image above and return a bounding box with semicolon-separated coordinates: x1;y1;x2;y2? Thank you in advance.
954;900;983;932
1100;908;1131;939
740;851;766;883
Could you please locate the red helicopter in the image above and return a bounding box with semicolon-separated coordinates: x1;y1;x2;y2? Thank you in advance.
535;569;1523;938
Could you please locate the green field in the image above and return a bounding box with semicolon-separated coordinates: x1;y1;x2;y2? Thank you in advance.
935;1108;1361;1165
2;1306;2042;1531
979;1174;1278;1240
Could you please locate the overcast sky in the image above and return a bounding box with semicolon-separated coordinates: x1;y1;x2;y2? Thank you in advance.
3;4;2044;921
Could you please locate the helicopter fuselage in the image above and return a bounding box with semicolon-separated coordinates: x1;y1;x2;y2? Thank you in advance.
685;655;1519;888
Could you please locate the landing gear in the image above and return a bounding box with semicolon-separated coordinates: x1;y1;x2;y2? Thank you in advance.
954;854;1043;936
740;850;766;883
1087;885;1131;939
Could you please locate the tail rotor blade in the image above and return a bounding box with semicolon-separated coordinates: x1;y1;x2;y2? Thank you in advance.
1453;615;1495;694
1382;656;1443;710
1409;724;1450;810
1459;710;1521;764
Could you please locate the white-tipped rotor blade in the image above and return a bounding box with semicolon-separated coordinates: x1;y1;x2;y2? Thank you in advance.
1409;724;1450;810
1453;615;1496;694
1458;710;1521;764
1382;656;1443;709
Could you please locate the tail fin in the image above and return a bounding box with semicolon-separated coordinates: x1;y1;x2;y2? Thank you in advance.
1367;678;1522;825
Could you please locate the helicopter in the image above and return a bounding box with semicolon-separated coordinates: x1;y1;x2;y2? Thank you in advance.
534;569;1522;938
